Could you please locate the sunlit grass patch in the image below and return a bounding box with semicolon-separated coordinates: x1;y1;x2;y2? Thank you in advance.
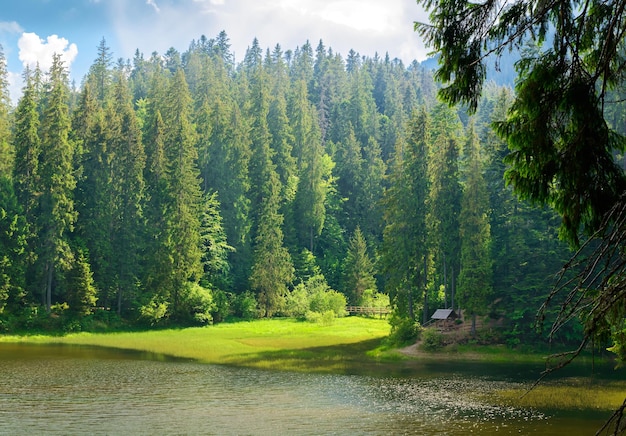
494;379;626;411
1;317;391;372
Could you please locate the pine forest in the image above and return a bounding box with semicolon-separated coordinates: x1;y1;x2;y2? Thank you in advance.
0;33;598;345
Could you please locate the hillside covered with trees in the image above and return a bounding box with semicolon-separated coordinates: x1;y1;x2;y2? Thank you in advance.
0;33;585;345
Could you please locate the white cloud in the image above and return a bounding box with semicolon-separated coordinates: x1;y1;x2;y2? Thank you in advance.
146;0;160;13
18;32;78;72
0;21;23;34
108;0;428;66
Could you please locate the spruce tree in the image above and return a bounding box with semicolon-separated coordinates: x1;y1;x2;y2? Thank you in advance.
0;177;27;313
37;55;76;312
458;124;492;334
343;226;377;305
381;108;430;321
106;71;146;313
247;66;293;316
65;247;97;316
0;45;12;178
161;69;204;314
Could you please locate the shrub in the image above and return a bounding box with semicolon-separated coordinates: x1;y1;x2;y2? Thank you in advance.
286;274;347;319
304;310;322;323
309;288;346;317
421;328;446;351
284;283;309;318
388;314;420;345
359;289;390;314
139;296;169;326
175;283;214;325
210;289;231;323
304;310;336;325
231;291;258;320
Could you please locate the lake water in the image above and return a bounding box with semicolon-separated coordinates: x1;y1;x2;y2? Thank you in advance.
0;343;614;435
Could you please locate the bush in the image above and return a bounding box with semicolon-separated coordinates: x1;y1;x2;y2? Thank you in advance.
304;310;322;323
304;310;336;325
285;274;347;319
175;283;214;325
421;328;446;351
231;291;258;320
139;296;169;326
388;314;420;346
284;283;309;318
359;289;390;315
309;288;346;317
210;289;230;323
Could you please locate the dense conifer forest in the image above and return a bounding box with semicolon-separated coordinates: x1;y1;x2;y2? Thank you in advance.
0;32;591;344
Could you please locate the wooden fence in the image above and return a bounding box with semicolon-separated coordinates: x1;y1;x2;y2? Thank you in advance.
345;306;391;317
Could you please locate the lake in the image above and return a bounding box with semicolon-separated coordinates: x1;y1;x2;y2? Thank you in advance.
0;343;616;435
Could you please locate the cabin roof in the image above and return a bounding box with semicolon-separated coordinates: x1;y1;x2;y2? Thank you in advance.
431;309;457;320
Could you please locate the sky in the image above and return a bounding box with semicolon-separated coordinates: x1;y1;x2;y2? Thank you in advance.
0;0;430;103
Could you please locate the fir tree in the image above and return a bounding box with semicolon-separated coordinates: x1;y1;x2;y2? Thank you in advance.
458;124;492;334
0;45;13;178
381;108;430;321
343;226;377;305
37;55;76;312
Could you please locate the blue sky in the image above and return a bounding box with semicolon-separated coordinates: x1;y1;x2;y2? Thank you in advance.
0;0;429;102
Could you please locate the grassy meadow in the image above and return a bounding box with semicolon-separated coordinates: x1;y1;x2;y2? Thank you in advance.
0;317;392;373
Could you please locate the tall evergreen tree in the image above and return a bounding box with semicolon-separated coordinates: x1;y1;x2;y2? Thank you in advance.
428;135;462;309
160;69;204;314
37;55;76;312
64;246;97;316
72;81;114;307
0;177;27;313
291;80;332;252
458;124;492;334
13;68;41;231
381;109;430;321
86;38;113;102
343;226;377;305
0;45;12;178
247;66;293;316
106;72;146;314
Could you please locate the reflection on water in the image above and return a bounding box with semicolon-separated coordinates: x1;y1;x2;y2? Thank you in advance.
0;343;609;435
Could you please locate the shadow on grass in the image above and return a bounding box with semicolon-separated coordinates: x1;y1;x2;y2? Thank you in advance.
220;337;410;376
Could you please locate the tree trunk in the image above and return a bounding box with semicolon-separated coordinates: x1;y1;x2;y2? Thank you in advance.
422;256;429;325
471;313;477;336
46;261;53;313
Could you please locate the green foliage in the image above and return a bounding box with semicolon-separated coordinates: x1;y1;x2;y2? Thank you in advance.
457;125;492;319
64;247;97;316
360;289;390;311
285;274;347;319
305;310;336;325
0;30;607;348
231;291;259;320
387;313;420;346
284;283;310;318
420;328;445;351
0;177;27;313
381;108;430;321
309;288;346;318
172;283;214;325
343;226;377;305
139;296;169;326
210;289;230;324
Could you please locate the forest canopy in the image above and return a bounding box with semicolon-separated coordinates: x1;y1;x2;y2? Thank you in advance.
0;32;582;347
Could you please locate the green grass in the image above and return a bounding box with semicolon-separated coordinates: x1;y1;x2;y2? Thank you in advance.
494;379;626;411
0;317;391;373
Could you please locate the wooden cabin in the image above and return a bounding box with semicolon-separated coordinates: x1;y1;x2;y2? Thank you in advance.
430;308;459;330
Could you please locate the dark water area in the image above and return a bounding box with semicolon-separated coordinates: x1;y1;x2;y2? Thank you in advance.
0;343;617;435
